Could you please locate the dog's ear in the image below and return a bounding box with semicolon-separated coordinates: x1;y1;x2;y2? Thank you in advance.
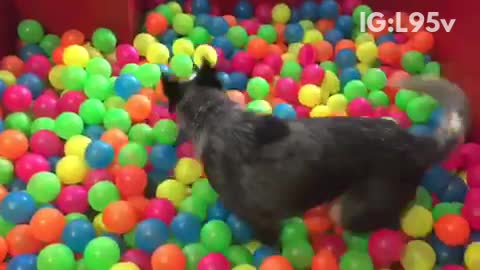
161;74;182;113
194;58;222;89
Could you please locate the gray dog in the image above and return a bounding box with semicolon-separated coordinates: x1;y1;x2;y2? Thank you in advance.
162;61;469;245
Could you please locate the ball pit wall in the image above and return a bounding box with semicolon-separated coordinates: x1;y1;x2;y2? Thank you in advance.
1;0;480;141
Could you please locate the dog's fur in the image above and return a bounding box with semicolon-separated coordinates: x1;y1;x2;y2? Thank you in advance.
162;61;470;245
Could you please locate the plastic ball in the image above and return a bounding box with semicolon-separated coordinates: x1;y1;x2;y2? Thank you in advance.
170;53;194;78
84;236;121;270
402;51;425;74
116;44;140;64
103;200;137;234
273;103;297;120
55;155;88;184
2;85;33;112
401;240;436;270
298;84;322;108
434;214;470;246
114;74;142;99
347;98;373;117
115;165;147;197
153;119;178;145
284;23;304;44
198;253;231;270
252;63;274;83
92;28;117;53
194;45;218;68
301;64;325;85
15;153;50;182
156;179;187;207
21;57;49;85
272;3;291;24
227;214;253;244
170;212;202;244
235;0;253;19
121;249;151;270
368;229;405;268
30;208;66;243
151;244;186;270
63;45;90;67
135;219;169;253
247;77;270;100
356;42;378;64
246;100;273;115
146;43;170;64
201;220;232;252
401;205;433;237
87;181;120;211
231;51;255;75
430;234;464;266
464;242;480;270
18;19;45;43
111;262;141;270
362;68;387;90
7;254;38;270
86;57;112;78
183;243;209;270
61;66;87;90
0;191;36;224
84;140;114;169
0;158;14;185
103;108;132;133
133;33;156;56
173;13;195;35
62;219;96;252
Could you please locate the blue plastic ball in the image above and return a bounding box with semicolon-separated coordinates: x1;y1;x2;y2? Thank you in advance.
428;107;444;129
317;0;340;19
324;29;344;45
0;191;36;224
253;246;279;267
273;103;297;120
207;201;230;221
209;17;230;37
421;165;451;195
7;179;27;192
340;67;361;87
216;72;231;89
0;79;6;98
235;0;253;19
284;23;304;44
158;64;172;77
150;144;177;171
227;214;253;244
7;254;37;270
300;1;318;21
470;231;480;242
48;156;61;170
114;74;142;99
439;176;468;202
83;125;105;140
62;219;96;253
228;72;248;90
135;219;170;253
38;203;55;209
192;0;210;15
335;49;357;69
211;36;234;58
336;15;354;37
19;44;45;61
376;34;396;45
85;140;115;169
431;234;464;266
195;14;212;28
0;120;4;133
409;125;433;137
170;213;202;244
160;29;178;45
17;73;45;98
290;8;301;23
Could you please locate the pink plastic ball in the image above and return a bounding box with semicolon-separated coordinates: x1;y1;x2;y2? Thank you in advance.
347;98;373;117
373;106;389;118
368;229;405;268
460;143;480;168
15;153;50;182
467;165;480;188
255;3;273;23
177;141;194;158
30;130;64;157
148;105;170;126
112;62;122;77
56;185;89;214
231;51;256;75
216;58;232;73
252;63;274;82
116;44;140;64
462;200;480;230
239;19;260;35
33;93;59;118
295;105;310;118
441;145;463;171
83;169;114;190
143;198;177;224
43;88;58;98
2;85;33;112
301;64;325;85
262;53;283;74
122;249;152;270
197;253;231;270
312;234;347;258
442;265;467;270
465;188;480;205
389;110;411;128
298;44;317;66
24;55;52;79
58;91;86;113
184;0;192;13
275;77;299;104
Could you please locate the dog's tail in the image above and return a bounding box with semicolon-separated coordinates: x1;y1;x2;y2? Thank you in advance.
396;76;470;165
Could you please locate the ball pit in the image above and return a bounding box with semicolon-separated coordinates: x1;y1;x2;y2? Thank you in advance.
0;0;480;269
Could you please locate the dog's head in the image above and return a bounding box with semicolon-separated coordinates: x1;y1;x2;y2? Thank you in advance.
161;59;223;113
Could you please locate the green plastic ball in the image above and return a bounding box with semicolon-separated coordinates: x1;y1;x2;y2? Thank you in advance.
257;25;278;44
247;77;270;100
153;119;178;145
118;142;148;167
282;240;314;270
103;108;132;133
183;243;209;270
104;96;125;110
18;19;45;44
432;202;463;221
40;34;61;56
406;96;435;124
79;99;106;125
362;68;387;90
246;100;272;115
170;54;194;78
85;75;112;100
88;181;121;212
320;61;338;74
227;26;249;48
344;232;370;251
5;112;32;135
92;28;117;53
26;172;61;203
128;123;154;145
395;89;420;111
224;245;253;266
123;229;136;248
61;66;87;90
280;60;302;81
368;91;389;107
0;216;14;237
30;117;55;133
353;5;373;25
179;195;208;221
344;80;368;101
423;61;441;77
0;158;14;185
340;250;374;270
188;27;211;47
402;51;426;74
280;218;309;245
121;63;140;75
55;112;84;140
415;186;433;210
83;237;121;270
156;5;175;23
37;243;76;270
66;213;88;223
201;220;233;252
191;178;218;206
134;63;161;87
173;13;194;35
86;57;112;78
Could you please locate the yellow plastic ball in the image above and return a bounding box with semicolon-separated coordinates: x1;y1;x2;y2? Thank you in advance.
167;2;183;14
133;33;156;56
298;84;322;108
233;265;257;270
48;65;65;90
310;105;331;118
327;94;348;113
465;242;480;270
175;157;203;185
288;43;302;57
356;41;378;64
193;44;218;67
281;53;295;62
64;135;91;159
63;45;90;67
105;51;117;63
146;42;170;64
299;20;315;30
0;70;16;86
355;33;375;45
156;179;187;207
401;240;436;270
321;70;340;94
272;3;291;24
303;29;324;44
401;205;433;237
110;262;141;270
356;62;370;75
93;213;107;234
83;43;102;58
244;240;262;253
56;155;89;185
459;170;467;184
173;38;195;56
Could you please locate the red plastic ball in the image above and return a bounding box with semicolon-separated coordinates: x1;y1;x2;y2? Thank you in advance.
115;165;148;198
260;255;294;270
434;214;471;246
312;249;338;270
368;229;405;268
146;13;169;35
311;234;347;258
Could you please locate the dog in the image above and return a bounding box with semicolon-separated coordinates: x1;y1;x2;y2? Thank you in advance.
161;60;469;245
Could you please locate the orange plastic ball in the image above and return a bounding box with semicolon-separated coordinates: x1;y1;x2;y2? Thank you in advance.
151;244;186;270
226;90;246;107
316;20;335;33
434;214;471;246
30;208;66;243
335;39;355;54
139;88;157;105
304;215;333;235
52;46;65;65
269;44;284;55
312;249;338;270
101;128;129;152
125;94;152;122
115;165;148;198
0;130;29;160
155;81;168;103
248;38;269;60
0;237;7;262
127;196;150;217
6;225;44;256
223;15;237;26
102;201;138;234
146;13;169;36
1;55;24;77
378;42;402;66
260;255;294;270
313;41;333;62
61;29;85;46
410;31;434;53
